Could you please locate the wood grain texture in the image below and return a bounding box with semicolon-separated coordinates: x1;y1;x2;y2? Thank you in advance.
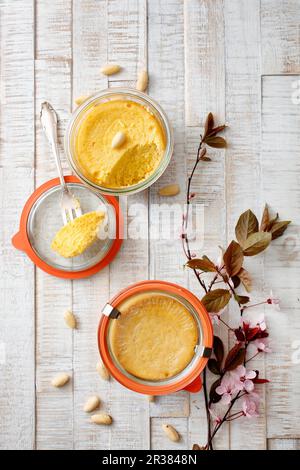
0;0;35;450
106;0;150;450
262;75;300;438
268;439;300;450
224;0;266;450
72;0;110;450
261;0;300;74
184;0;228;450
1;0;300;450
148;0;190;429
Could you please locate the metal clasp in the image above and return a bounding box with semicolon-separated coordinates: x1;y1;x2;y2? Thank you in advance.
102;303;121;319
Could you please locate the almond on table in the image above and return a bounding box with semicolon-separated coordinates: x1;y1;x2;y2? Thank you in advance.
100;64;121;76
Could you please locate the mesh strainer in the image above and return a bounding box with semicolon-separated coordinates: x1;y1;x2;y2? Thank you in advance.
12;176;123;279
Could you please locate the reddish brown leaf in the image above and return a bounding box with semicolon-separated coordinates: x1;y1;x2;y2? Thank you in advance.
223;240;244;277
267;213;279;231
235;209;259;245
224;343;246;371
200;156;211;162
204;136;227;148
208;358;221;375
260;204;270;231
234;294;250;305
269;221;291;240
206;125;227;137
231;275;241;289
234;328;245;342
213;335;224;366
253;378;269;384
243;232;272;256
209;378;222;404
204;112;214;137
202;289;231;313
237;268;252;293
186;258;216;272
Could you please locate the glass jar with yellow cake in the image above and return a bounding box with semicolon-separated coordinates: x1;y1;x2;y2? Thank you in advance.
65;89;174;195
98;281;213;396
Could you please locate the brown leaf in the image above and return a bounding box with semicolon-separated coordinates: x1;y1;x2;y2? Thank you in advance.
224;343;246;372
237;268;252;292
235;209;259;245
269;221;291;240
192;444;206;450
208;358;221;375
204;112;214;137
223;240;244;277
204;136;227;148
267;213;279;231
209;378;222;404
186;258;216;272
206;125;227;137
260;204;270;231
202;289;231;313
213;335;224;366
200;156;211;161
231;275;241;289
243;232;272;256
234;294;250;305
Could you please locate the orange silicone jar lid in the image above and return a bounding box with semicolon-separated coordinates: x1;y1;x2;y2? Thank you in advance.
12;176;123;279
98;280;213;395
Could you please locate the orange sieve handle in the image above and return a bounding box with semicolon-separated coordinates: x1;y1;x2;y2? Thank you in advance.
12;231;27;252
183;375;202;393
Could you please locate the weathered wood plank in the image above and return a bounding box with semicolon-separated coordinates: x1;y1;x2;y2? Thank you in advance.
35;0;72;60
151;418;188;450
0;0;35;450
105;0;150;449
184;0;228;450
35;3;73;443
224;0;266;450
262;75;300;438
72;0;111;450
261;0;300;74
268;438;300;450
148;0;190;428
35;58;73;448
107;0;147;82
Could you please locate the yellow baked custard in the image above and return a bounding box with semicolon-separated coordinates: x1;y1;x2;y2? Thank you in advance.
75;100;166;188
51;211;105;258
110;293;198;381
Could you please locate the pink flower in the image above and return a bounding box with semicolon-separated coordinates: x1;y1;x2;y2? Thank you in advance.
210;313;220;325
267;290;280;311
242;393;260;418
209;406;222;425
230;365;256;393
252;337;271;353
216;374;239;405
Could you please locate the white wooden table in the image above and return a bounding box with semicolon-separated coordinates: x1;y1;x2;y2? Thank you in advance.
1;0;300;450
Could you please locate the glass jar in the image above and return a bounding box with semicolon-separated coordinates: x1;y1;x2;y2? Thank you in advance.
64;88;174;196
98;281;213;395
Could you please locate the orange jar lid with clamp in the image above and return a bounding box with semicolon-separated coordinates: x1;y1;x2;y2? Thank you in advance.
98;280;213;395
12;176;123;279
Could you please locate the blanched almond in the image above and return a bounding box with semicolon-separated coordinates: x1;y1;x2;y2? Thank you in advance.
136;69;148;91
96;361;110;381
162;424;180;442
83;395;100;413
111;131;126;149
64;309;77;329
100;64;121;76
158;184;180;197
148;395;155;402
91;413;112;425
51;373;70;388
74;95;89;106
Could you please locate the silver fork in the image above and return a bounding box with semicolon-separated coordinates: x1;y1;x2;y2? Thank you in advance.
40;101;82;225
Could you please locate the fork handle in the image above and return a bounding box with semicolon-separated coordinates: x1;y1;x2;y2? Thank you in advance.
40;101;67;192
